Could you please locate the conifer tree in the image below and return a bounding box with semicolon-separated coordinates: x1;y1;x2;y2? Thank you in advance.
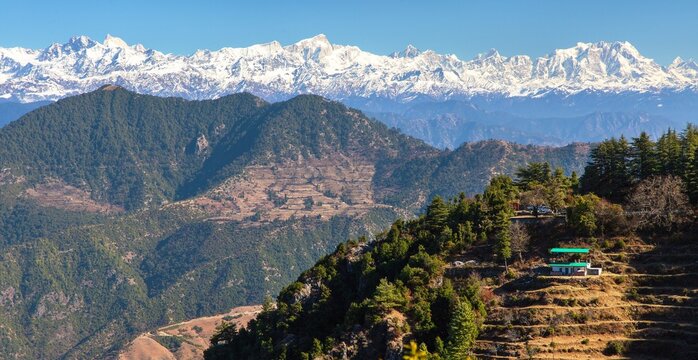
680;125;698;202
630;131;658;180
445;299;478;360
546;168;569;213
569;171;580;193
580;137;631;201
494;211;512;271
310;338;323;358
426;196;450;231
656;129;682;175
515;162;552;190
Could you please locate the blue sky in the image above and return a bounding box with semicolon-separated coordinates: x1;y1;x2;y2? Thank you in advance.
2;0;696;64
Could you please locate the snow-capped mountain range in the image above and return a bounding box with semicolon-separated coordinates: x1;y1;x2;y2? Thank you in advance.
1;34;697;103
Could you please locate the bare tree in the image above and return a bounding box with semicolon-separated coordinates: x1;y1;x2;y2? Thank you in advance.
520;184;546;213
510;222;530;264
627;175;693;231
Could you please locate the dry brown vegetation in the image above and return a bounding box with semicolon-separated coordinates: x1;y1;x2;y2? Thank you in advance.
119;305;262;360
463;238;698;359
23;179;124;214
174;157;389;223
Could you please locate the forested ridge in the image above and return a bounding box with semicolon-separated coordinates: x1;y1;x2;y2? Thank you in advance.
0;88;265;209
0;87;593;359
205;130;697;359
581;125;698;203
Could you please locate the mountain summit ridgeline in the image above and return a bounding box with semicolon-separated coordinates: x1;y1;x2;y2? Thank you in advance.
1;35;696;103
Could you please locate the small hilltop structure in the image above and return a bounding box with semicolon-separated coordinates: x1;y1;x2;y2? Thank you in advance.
547;247;602;276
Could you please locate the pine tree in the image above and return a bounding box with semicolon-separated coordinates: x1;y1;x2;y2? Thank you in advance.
426;196;450;231
515;162;552;190
546;168;569;213
459;221;476;247
210;322;238;346
445;298;478;360
657;129;682;175
611;136;633;199
580;137;632;202
569;171;580;193
680;125;698;203
630;132;658;180
483;176;515;271
310;338;323;358
484;175;517;217
372;278;407;312
493;210;512;272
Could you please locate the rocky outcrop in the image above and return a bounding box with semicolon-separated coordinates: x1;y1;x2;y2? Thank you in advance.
195;134;209;156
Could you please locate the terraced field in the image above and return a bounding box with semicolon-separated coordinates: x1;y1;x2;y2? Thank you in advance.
450;241;698;359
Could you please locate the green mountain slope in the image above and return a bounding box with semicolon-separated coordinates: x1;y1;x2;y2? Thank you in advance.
0;86;265;210
0;88;591;358
205;164;697;360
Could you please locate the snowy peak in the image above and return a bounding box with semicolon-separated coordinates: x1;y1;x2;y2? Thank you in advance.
0;35;695;103
103;34;129;49
532;40;668;85
668;57;698;80
67;35;98;50
40;36;97;60
293;34;331;48
671;56;685;67
391;44;421;58
287;34;333;60
477;48;502;60
548;41;646;65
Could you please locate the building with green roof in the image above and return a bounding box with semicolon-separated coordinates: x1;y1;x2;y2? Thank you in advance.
549;248;590;254
547;248;602;276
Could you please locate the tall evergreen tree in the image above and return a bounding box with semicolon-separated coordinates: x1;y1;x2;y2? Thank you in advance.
445;298;478;360
515;162;552;190
680;125;698;203
426;196;450;232
494;210;512;272
484;175;518;214
546;168;570;212
580;137;632;202
656;129;682;176
630;132;658;181
569;171;580;193
483;176;515;270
